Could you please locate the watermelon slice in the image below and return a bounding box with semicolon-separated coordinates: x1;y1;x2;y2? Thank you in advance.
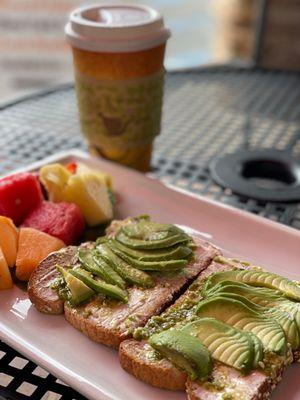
22;201;85;245
0;172;44;225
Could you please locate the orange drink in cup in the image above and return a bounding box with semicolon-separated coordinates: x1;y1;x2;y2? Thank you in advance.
65;4;170;171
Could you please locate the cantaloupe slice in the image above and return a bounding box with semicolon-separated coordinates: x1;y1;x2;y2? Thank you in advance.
0;216;19;267
16;227;65;281
0;246;13;290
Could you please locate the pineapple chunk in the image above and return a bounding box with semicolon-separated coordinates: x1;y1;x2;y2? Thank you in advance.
39;163;71;202
75;163;112;189
39;163;113;226
0;246;13;290
64;173;113;226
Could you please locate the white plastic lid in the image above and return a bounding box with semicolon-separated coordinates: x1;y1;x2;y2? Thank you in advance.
65;4;171;53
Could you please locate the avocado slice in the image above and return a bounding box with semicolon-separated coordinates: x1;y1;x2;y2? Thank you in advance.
204;280;284;302
203;269;300;301
204;280;300;333
121;219;184;240
149;329;212;380
195;296;287;355
69;268;128;303
209;292;300;351
110;239;193;261
205;282;300;347
246;332;264;368
97;243;155;288
182;317;257;372
116;231;191;250
56;265;94;306
108;241;187;272
78;248;125;289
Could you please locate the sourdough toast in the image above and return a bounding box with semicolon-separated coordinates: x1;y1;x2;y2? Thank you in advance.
28;234;220;348
119;257;296;399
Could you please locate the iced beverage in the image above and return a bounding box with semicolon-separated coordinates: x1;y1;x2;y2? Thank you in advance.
65;4;170;171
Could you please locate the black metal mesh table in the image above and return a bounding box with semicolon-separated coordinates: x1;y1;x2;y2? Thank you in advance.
0;66;300;400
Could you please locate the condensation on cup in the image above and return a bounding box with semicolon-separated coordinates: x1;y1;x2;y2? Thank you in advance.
65;4;171;171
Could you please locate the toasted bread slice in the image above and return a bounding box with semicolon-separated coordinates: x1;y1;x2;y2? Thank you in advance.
185;364;279;400
28;235;220;348
63;237;220;348
119;260;231;390
28;246;77;314
119;258;295;399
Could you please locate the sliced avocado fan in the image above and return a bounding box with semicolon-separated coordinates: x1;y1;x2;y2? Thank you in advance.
110;239;193;261
195;296;287;355
107;241;188;271
203;269;300;301
149;329;212;380
182;317;260;372
96;243;155;288
56;216;195;305
115;218;191;250
206;292;300;351
204;281;300;349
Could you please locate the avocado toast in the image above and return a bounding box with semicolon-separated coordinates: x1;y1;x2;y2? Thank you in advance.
120;256;300;399
28;215;300;398
28;216;220;348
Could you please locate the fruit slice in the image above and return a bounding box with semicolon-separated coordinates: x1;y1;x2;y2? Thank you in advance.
15;228;65;281
246;332;264;368
70;268;128;303
57;265;94;305
75;162;112;189
204;269;300;301
65;162;77;174
116;219;192;250
205;282;300;349
205;280;284;304
39;164;71;202
0;246;13;290
149;329;212;380
196;296;286;355
39;163;113;226
211;292;300;351
22;201;85;245
97;243;154;288
110;239;193;261
122;220;183;240
116;231;190;250
0;172;44;225
108;242;187;271
0;216;19;267
64;173;113;226
78;248;125;289
182;318;257;372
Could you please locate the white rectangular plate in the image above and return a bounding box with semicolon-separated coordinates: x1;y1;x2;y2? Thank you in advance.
0;150;299;400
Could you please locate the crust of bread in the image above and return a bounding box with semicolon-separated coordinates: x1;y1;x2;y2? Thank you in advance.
119;339;187;390
28;246;78;314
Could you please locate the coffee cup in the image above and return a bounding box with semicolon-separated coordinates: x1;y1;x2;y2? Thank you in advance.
65;4;170;171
